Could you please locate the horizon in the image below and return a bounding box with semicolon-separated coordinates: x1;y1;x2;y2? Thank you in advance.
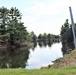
0;0;76;35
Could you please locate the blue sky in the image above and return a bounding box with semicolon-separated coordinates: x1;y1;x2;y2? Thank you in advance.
0;0;76;35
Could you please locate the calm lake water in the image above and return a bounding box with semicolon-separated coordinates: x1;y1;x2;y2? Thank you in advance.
0;42;63;69
26;42;63;69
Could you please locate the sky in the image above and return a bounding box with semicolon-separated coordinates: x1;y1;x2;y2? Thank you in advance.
0;0;76;35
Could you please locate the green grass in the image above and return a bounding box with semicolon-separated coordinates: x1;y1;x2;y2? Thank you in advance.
1;50;76;75
0;66;76;75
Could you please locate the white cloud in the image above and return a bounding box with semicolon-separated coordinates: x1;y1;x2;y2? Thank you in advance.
25;3;45;15
22;16;37;23
25;1;69;16
22;0;76;35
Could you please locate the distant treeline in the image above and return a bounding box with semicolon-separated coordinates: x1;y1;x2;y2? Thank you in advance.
30;32;60;42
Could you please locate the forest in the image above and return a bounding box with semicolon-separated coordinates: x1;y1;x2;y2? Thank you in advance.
0;7;60;49
0;5;76;75
0;6;75;55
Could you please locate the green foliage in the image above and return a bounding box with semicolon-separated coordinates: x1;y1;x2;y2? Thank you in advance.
32;34;37;42
30;31;37;42
42;33;47;41
60;19;75;54
0;7;9;43
60;19;73;43
0;7;29;44
38;33;60;42
38;34;43;41
47;33;51;40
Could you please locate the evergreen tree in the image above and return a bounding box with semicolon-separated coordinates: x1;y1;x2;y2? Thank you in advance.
7;7;28;44
42;33;47;41
60;19;70;42
47;33;51;41
0;7;29;45
0;7;9;43
60;19;74;54
38;34;43;41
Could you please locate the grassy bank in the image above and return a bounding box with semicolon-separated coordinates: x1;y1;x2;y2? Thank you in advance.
0;66;76;75
45;50;76;69
0;50;76;75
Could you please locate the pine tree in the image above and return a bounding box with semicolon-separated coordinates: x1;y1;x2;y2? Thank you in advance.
0;7;29;45
0;7;9;43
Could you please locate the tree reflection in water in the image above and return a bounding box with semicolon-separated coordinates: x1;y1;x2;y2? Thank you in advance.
61;41;74;55
38;42;43;48
32;41;54;50
0;41;62;69
0;47;30;68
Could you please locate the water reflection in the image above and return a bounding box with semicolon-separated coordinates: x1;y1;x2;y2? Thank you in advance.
0;47;30;68
48;41;53;47
0;41;62;69
38;42;43;48
26;42;63;69
33;41;53;49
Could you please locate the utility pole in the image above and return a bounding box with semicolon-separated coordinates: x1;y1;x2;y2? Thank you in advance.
69;7;76;49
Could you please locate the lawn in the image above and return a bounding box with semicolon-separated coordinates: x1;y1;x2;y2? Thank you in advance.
0;66;76;75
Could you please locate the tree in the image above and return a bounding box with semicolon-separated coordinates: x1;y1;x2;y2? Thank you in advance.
0;7;29;45
60;19;70;42
7;7;28;45
47;33;51;41
60;19;74;54
38;34;43;41
0;7;9;43
32;34;37;42
42;33;47;41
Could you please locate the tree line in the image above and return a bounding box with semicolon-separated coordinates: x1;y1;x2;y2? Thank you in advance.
0;6;60;47
30;31;60;42
0;7;29;46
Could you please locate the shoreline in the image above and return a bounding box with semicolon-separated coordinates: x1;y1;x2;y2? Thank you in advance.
0;41;33;51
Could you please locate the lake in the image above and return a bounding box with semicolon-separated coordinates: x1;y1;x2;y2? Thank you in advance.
26;42;63;69
0;42;63;69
